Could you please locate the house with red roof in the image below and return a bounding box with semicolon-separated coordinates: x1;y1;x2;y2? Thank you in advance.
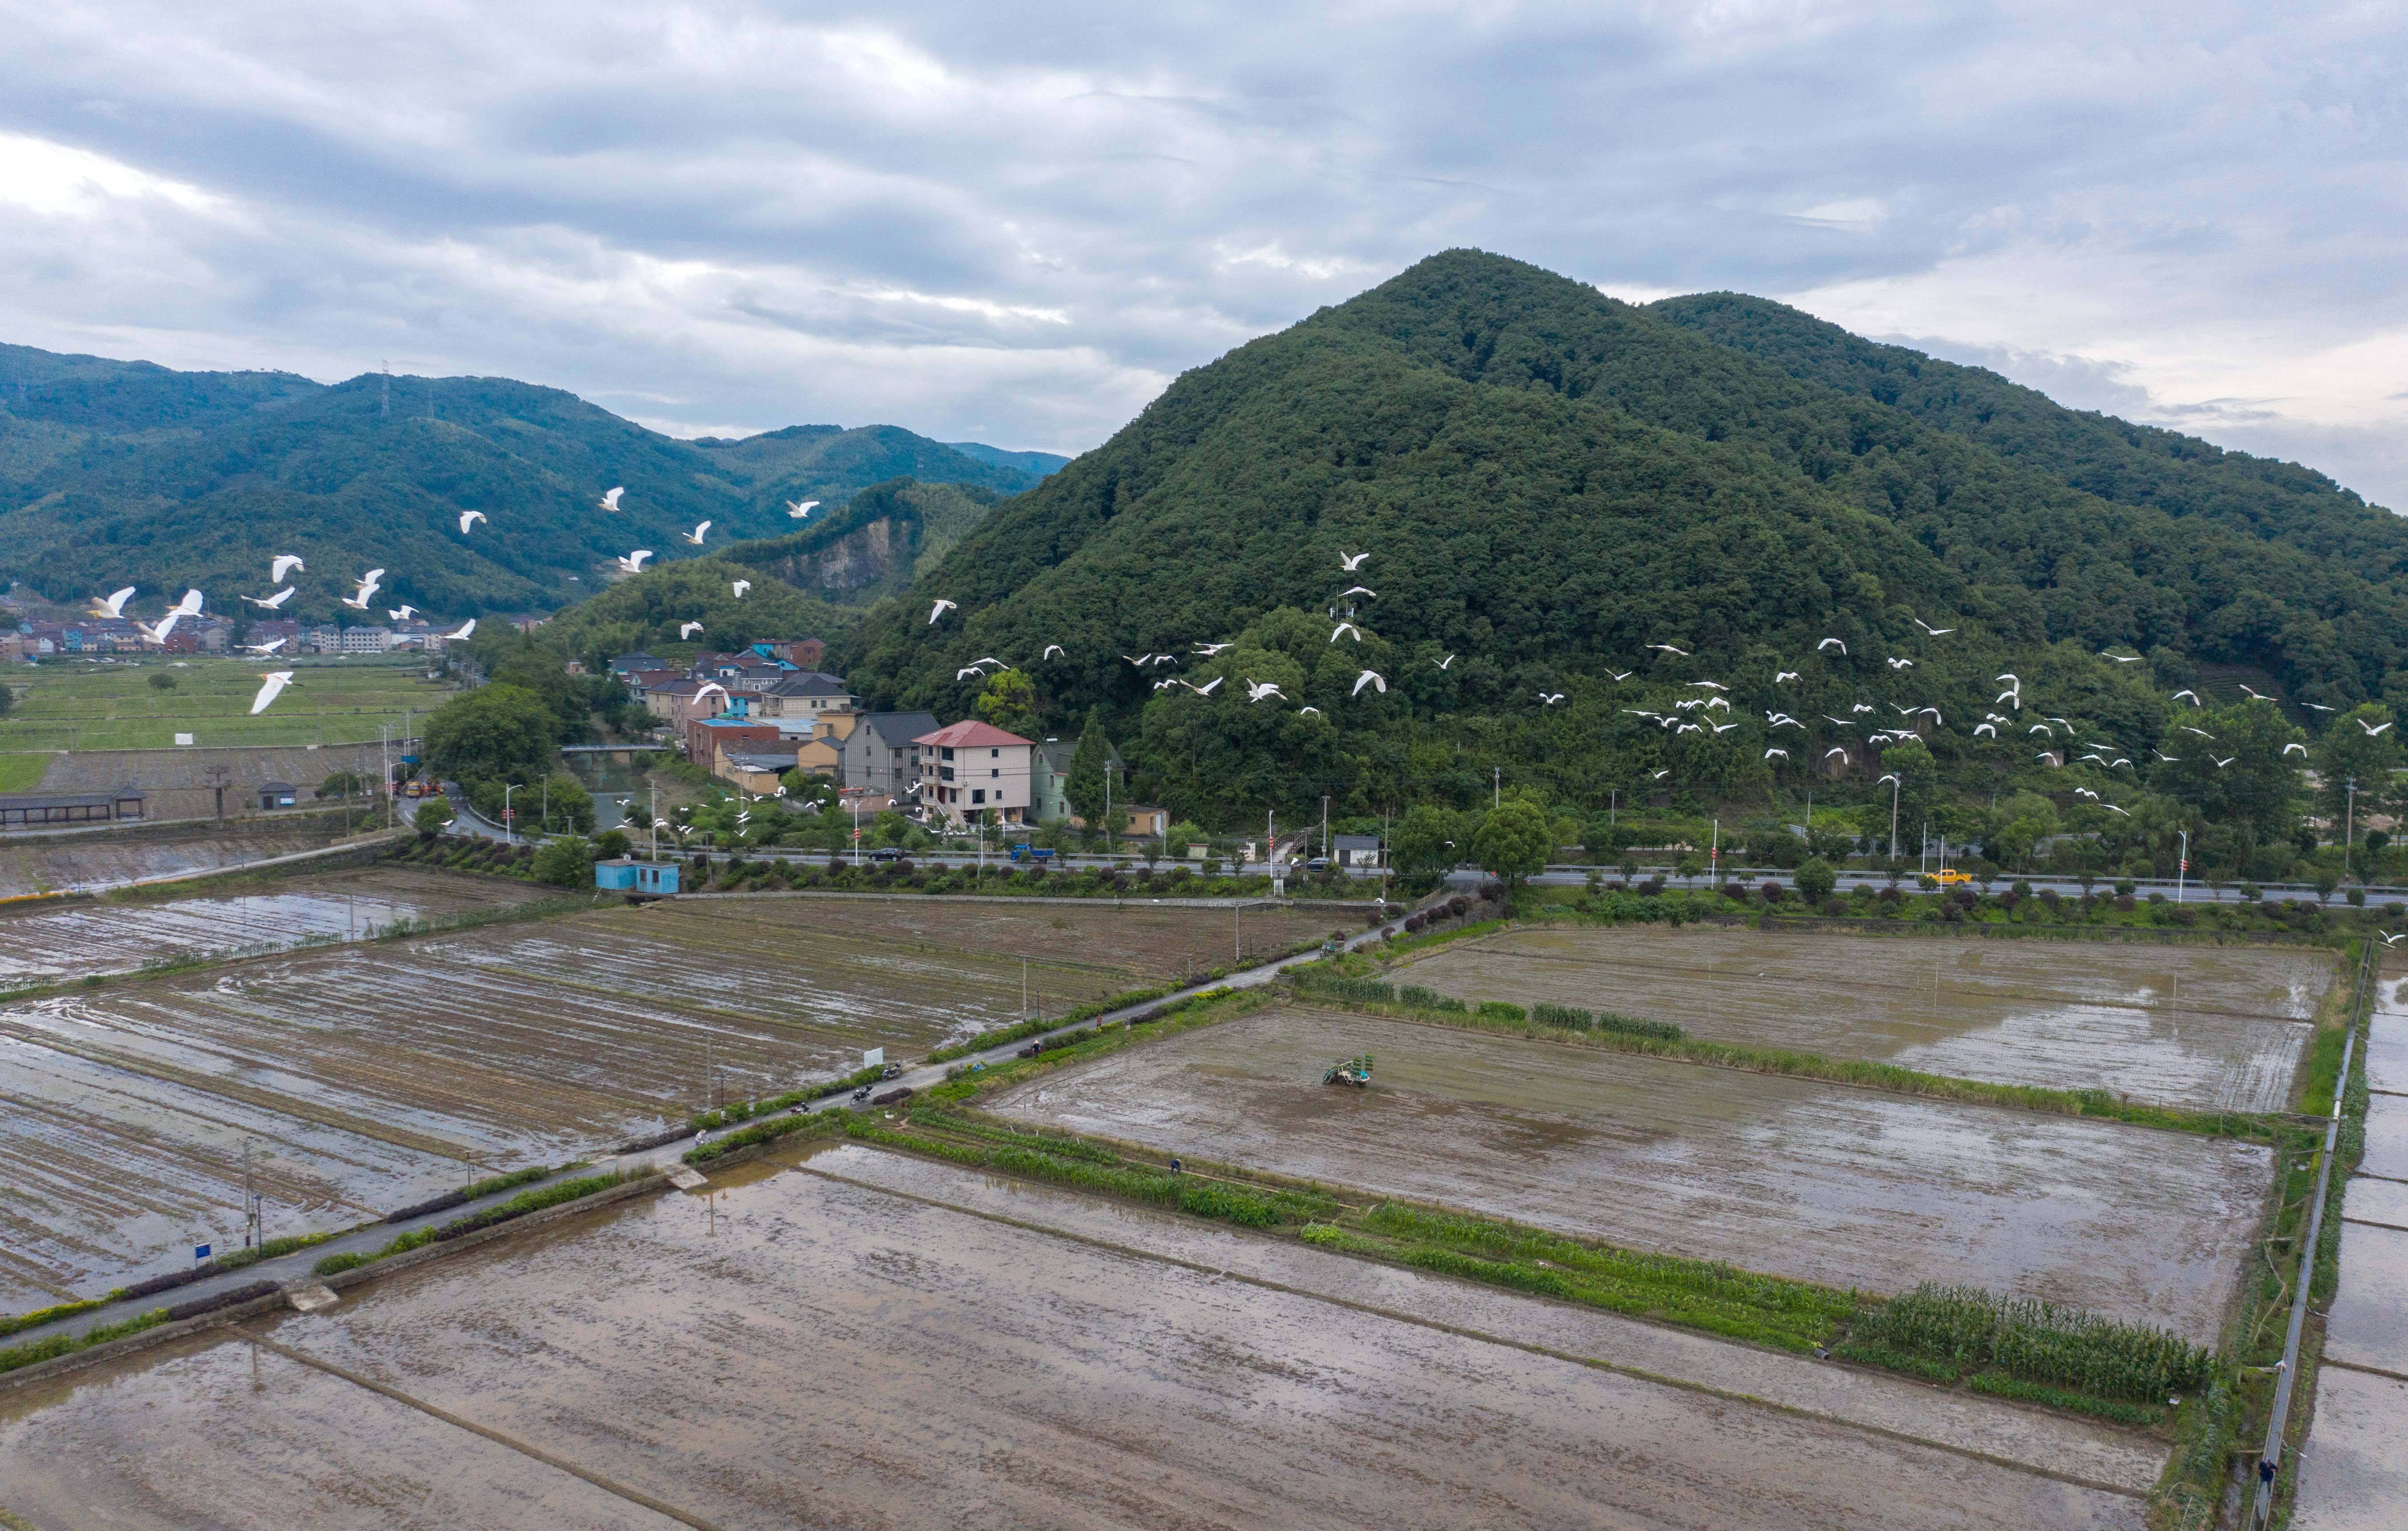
913;719;1036;826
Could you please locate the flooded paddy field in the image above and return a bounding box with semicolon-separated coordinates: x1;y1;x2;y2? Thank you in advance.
0;898;1301;1310
690;894;1349;987
1394;925;2330;1112
0;1145;2151;1529
0;816;356;899
0;865;542;981
991;1007;2271;1339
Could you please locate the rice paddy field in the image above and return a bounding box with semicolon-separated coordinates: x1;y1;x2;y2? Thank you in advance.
0;866;539;981
0;816;360;899
1392;926;2331;1112
0;891;1341;1310
0;1143;2157;1529
0;655;453;753
990;1005;2272;1340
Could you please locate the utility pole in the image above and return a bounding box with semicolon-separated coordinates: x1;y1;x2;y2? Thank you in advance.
1879;774;1901;861
1321;795;1330;860
2177;830;2189;905
1609;788;1617;830
503;783;516;844
649;785;659;860
2347;779;2358;878
1493;766;1501;809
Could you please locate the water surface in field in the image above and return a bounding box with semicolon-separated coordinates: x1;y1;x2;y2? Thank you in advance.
1396;927;2330;1111
0;1147;2149;1531
990;1006;2270;1340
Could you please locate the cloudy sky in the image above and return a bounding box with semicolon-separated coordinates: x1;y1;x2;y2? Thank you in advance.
4;1;2403;505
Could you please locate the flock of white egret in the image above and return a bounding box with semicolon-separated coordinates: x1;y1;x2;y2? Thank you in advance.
917;553;2346;816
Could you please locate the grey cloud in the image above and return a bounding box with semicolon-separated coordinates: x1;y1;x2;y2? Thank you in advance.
0;0;2400;475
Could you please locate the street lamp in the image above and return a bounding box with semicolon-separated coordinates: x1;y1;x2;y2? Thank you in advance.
503;783;515;844
1879;773;1902;860
2177;829;2189;904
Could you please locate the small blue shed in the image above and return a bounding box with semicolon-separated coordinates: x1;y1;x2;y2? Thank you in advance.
595;860;680;894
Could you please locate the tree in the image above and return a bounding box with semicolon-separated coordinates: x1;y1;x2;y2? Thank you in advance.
1064;709;1112;827
538;772;594;835
413;800;453;835
147;671;177;691
593;828;631;859
533;836;594;887
1795;856;1837;903
974;668;1042;739
2153;703;2303;840
1166;820;1204;856
1471;799;1551;887
423;683;561;786
1392;805;1458;879
2313;705;2400;835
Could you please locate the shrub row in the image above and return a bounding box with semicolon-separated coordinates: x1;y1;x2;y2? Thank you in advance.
316;1171;650;1276
1851;1283;2214;1402
165;1279;282;1323
925;986;1173;1063
384;1165;560;1224
0;1297;108;1340
684;1110;843;1164
0;1309;168;1377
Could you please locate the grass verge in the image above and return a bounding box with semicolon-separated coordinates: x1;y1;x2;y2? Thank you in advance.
0;1309;169;1377
313;1169;655;1277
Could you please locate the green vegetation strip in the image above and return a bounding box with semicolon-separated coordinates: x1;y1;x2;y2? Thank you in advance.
314;1170;652;1277
1283;966;2291;1143
0;1310;170;1377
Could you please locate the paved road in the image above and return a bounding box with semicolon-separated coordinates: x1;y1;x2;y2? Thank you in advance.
4;895;1427;1354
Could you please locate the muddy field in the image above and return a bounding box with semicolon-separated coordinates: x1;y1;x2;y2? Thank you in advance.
0;865;540;980
2295;1366;2408;1530
1394;926;2330;1112
0;1145;2151;1529
0;816;359;899
0;897;1336;1310
991;1006;2270;1339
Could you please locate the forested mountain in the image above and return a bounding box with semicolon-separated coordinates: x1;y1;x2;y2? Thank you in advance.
825;250;2404;828
0;343;1040;624
1650;294;2405;573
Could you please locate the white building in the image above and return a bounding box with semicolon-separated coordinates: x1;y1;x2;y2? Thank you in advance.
914;720;1036;826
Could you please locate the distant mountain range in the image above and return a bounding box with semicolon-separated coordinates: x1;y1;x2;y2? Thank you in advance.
0;341;1064;624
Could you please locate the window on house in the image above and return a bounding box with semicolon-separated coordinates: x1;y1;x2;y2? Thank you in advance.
972;789;985;804
990;748;999;758
990;768;1000;778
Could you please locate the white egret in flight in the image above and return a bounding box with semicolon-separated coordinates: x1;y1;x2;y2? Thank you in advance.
249;671;296;714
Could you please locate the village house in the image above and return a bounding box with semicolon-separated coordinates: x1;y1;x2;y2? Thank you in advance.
915;720;1036;826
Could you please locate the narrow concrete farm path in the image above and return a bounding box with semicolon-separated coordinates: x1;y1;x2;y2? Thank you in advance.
2293;961;2408;1527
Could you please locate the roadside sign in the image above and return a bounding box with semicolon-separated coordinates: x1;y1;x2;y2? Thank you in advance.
863;1047;884;1069
174;733;194;746
193;1242;211;1263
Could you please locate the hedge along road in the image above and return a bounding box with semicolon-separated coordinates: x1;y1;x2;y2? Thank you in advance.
1;893;1434;1356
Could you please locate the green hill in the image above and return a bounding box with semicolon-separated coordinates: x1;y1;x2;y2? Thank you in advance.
0;343;1038;625
831;250;2402;823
